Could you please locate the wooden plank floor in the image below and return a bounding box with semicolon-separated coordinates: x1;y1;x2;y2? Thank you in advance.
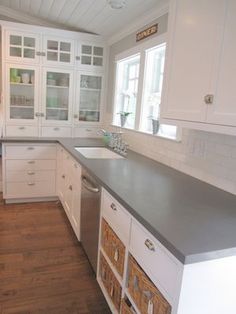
0;196;111;314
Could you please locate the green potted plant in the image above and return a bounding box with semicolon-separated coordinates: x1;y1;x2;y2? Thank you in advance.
118;111;132;127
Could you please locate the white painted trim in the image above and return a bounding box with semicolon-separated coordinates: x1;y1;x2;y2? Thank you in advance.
114;33;167;61
0;19;106;43
107;4;169;46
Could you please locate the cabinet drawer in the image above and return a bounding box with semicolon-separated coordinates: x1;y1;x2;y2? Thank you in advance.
6;170;55;183
6;159;56;171
73;126;100;138
41;126;72;137
4;144;56;159
130;220;182;300
5;125;38;137
6;180;56;198
102;190;131;244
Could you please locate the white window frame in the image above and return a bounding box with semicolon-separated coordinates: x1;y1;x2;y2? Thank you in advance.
112;34;181;141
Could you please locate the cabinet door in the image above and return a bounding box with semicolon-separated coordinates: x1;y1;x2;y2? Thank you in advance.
161;0;226;122
6;64;40;126
56;146;66;202
71;161;81;239
63;153;73;215
43;36;75;66
206;0;236;126
5;30;41;64
77;43;104;70
74;72;103;124
41;68;73;125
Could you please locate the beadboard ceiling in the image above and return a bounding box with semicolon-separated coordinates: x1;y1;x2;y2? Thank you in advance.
0;0;167;38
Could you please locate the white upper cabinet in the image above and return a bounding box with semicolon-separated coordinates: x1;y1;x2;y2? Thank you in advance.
1;21;107;137
206;0;236;126
41;68;74;125
74;71;104;124
43;36;75;66
76;42;105;71
5;30;41;64
161;0;236;133
5;63;40;125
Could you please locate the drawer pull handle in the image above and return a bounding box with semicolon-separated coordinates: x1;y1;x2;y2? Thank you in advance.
27;147;35;150
69;185;73;191
145;239;155;252
110;203;117;211
19;126;25;130
54;127;60;131
62;174;65;179
27;171;35;175
28;160;35;164
27;182;35;186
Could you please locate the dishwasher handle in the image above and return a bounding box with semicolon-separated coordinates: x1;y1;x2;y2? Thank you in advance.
82;175;100;193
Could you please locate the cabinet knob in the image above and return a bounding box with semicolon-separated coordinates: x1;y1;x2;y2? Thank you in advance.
204;94;214;104
69;185;73;191
76;56;80;61
41;52;46;57
27;171;35;175
110;203;117;211
27;182;35;186
54;127;60;131
144;239;155;252
28;160;35;164
36;51;41;56
18;126;25;130
62;174;65;179
73;114;78;119
35;112;41;117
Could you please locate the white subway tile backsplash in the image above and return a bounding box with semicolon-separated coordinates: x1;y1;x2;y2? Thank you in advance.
106;119;236;195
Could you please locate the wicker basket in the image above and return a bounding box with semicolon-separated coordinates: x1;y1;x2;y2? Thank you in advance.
101;218;125;277
141;276;171;314
127;255;144;309
128;255;172;314
120;298;137;314
99;252;122;311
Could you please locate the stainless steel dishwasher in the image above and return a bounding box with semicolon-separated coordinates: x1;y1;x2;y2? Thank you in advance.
80;168;101;274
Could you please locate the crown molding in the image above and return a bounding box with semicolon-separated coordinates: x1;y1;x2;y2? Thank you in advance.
107;3;169;46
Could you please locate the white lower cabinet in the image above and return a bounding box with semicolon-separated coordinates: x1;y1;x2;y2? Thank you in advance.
98;189;181;314
56;144;81;240
2;143;57;201
98;189;236;314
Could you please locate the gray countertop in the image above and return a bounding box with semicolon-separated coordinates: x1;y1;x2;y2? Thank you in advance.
2;137;236;265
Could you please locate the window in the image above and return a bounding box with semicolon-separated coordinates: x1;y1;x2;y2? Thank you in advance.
113;39;177;140
113;54;140;129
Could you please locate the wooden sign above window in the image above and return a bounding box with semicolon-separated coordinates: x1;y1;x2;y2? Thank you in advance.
136;24;158;42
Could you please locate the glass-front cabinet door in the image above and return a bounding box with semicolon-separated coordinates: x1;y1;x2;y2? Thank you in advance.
43;37;75;66
42;69;73;125
77;43;104;70
6;64;39;124
6;31;40;64
74;72;103;124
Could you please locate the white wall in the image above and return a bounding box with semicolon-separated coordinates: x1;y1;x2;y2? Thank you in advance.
106;14;236;196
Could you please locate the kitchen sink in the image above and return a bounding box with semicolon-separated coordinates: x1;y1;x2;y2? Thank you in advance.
74;147;124;159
